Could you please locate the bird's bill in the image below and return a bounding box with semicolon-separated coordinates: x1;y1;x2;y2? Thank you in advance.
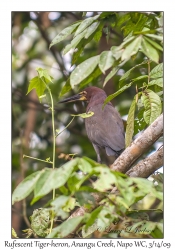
59;92;87;103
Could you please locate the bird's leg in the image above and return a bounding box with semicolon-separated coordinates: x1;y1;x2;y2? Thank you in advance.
92;143;101;163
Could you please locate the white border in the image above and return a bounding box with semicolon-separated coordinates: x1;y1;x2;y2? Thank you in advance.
1;1;175;249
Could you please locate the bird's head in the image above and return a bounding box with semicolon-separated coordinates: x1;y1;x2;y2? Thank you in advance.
59;87;107;104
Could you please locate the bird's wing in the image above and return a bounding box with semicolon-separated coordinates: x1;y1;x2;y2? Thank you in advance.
85;104;125;154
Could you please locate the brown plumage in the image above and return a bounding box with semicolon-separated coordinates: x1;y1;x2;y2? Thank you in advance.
59;86;125;163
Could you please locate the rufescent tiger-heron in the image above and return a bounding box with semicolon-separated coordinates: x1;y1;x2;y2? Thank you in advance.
59;86;125;163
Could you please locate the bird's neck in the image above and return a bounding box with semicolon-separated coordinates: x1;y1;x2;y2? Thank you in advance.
86;94;112;111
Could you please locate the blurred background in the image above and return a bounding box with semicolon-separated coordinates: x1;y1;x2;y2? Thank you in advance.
12;11;163;237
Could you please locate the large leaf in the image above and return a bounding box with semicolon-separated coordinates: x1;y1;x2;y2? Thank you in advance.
141;37;159;63
51;195;70;219
46;216;84;238
150;63;163;78
131;75;148;82
63;29;87;55
145;33;163;41
134;108;147;134
143;36;163;52
141;89;162;125
93;167;116;191
119;60;148;83
125;96;136;147
70;55;100;88
78;158;93;173
99;51;115;74
32;168;56;204
111;46;123;61
121;36;142;61
103;66;119;87
148;78;163;88
72;30;99;65
52;158;79;189
12;170;43;204
27;76;46;98
79;66;102;89
49;22;81;49
103;82;133;107
85;21;100;39
85;206;103;229
59;79;72;97
75;191;95;206
33;158;79;202
117;13;131;27
74;15;99;37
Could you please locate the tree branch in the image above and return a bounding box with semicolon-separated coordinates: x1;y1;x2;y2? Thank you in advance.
110;113;163;173
126;146;163;178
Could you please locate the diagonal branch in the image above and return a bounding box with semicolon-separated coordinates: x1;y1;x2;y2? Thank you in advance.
126;146;163;178
110;113;163;173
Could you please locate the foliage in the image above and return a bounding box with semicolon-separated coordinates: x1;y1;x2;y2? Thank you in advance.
12;11;163;239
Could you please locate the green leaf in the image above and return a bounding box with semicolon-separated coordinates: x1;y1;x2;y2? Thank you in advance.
72;47;84;65
93;22;104;43
51;195;69;219
103;82;133;107
59;79;72;97
74;15;99;37
119;60;148;83
145;33;163;41
72;29;99;65
93;167;116;191
125;96;136;147
148;78;163;88
70;55;100;88
99;51;115;74
78;66;102;89
117;13;131;27
71;111;94;118
134;108;147;134
150;63;163;78
46;216;84;238
85;22;100;39
52;158;79;189
27;76;46;98
36;68;53;83
143;36;163;52
118;36;135;49
78;158;93;173
121;36;142;61
33;159;78;203
141;89;162;125
32;168;55;204
52;195;69;209
132;75;148;82
141;37;159;63
75;191;95;206
111;46;123;61
84;206;103;230
12;228;18;238
49;22;81;49
63;197;76;212
103;66;119;87
12;171;43;204
63;29;86;55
